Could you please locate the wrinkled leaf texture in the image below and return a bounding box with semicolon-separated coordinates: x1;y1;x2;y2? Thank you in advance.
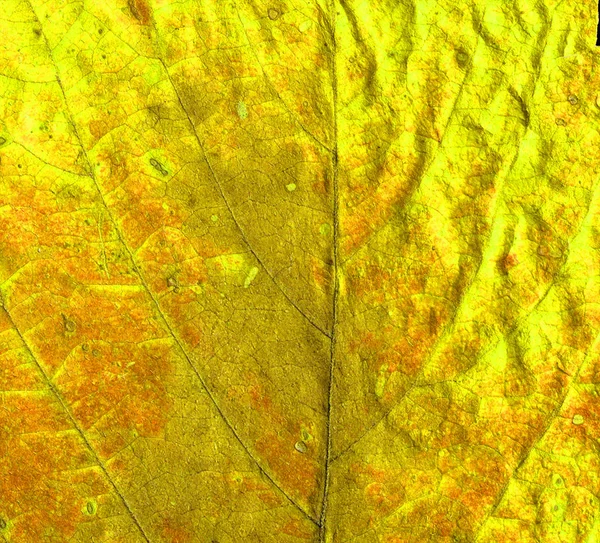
1;0;600;542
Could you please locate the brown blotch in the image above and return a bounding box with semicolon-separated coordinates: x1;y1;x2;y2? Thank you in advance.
127;0;152;25
245;375;289;428
280;519;314;539
364;480;405;518
310;256;331;291
159;516;195;543
166;275;179;291
498;252;519;275
88;120;108;141
255;431;319;505
429;307;440;335
240;476;282;508
57;341;174;458
0;394;109;542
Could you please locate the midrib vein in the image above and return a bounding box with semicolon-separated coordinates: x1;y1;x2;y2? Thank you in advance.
24;0;317;527
154;59;331;342
319;0;339;539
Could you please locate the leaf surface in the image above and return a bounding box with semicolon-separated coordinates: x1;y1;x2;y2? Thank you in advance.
1;0;600;542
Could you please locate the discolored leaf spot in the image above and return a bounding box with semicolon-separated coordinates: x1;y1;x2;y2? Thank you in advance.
61;313;76;333
84;501;97;515
298;20;311;33
149;157;169;176
236;101;248;119
295;441;308;454
456;50;469;68
3;1;600;542
127;0;151;24
243;266;259;288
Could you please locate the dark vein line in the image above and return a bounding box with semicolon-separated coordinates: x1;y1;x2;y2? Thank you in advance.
319;0;339;540
330;39;487;465
473;326;600;541
12;141;87;177
155;58;331;341
19;5;151;542
101;91;318;525
0;304;152;543
332;152;598;482
150;3;331;340
340;35;477;268
331;13;562;461
26;1;318;525
235;9;333;154
134;260;319;523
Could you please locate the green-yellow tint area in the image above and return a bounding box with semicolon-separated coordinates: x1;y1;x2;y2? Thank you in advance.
0;0;599;542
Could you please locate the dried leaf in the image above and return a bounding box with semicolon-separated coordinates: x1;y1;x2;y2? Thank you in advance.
1;0;600;542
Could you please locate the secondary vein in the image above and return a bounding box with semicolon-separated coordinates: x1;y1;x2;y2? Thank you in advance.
24;0;318;526
0;304;152;543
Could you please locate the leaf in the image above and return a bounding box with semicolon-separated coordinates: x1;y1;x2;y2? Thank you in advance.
1;0;600;542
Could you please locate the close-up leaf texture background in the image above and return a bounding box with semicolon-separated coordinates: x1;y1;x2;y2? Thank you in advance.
1;0;600;541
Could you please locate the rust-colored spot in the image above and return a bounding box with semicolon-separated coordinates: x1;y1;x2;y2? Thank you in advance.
56;341;175;458
88;120;107;140
159;515;195;543
255;430;319;505
241;475;282;508
310;255;331;291
127;0;151;24
0;394;108;542
280;518;314;539
365;480;405;517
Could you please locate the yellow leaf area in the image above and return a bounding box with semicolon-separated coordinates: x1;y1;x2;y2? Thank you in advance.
1;0;600;542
